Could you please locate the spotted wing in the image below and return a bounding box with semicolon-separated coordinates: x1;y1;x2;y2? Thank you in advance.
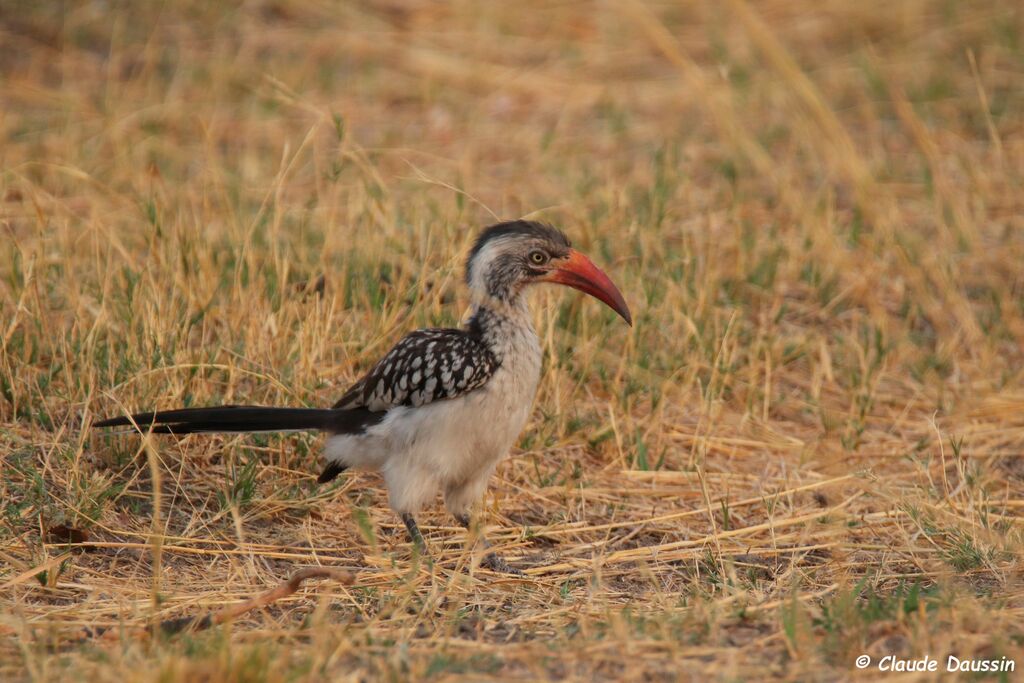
333;329;499;411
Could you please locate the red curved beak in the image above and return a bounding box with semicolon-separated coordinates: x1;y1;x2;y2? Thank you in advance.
541;249;632;325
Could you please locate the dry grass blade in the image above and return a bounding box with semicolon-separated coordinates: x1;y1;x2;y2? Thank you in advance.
148;567;355;638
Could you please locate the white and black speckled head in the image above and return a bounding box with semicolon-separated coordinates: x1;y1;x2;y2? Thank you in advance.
465;220;632;325
466;221;571;301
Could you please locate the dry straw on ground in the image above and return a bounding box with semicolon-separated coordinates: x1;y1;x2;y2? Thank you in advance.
1;1;1023;680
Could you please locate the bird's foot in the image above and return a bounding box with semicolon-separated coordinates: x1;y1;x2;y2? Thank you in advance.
481;552;524;575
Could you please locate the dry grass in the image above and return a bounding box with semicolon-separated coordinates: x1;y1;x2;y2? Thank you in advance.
2;1;1024;680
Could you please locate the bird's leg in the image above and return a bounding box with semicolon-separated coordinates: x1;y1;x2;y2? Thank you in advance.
455;513;523;575
400;512;429;558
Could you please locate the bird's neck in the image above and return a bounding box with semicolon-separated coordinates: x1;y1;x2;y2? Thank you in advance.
465;293;537;364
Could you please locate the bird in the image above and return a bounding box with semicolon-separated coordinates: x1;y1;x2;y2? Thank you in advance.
94;220;632;572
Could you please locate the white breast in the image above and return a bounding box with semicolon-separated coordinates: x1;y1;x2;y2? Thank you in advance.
324;317;542;514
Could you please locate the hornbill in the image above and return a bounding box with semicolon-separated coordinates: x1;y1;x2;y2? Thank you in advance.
94;221;632;572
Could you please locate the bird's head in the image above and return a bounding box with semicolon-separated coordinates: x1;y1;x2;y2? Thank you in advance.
465;220;632;325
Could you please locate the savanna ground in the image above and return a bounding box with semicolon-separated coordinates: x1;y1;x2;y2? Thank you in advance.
2;1;1023;680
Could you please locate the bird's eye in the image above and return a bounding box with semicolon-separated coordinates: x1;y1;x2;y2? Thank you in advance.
528;250;548;265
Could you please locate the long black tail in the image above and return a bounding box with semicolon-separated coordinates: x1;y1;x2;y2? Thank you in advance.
93;405;384;435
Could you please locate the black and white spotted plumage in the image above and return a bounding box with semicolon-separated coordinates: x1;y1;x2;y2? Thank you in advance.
332;329;499;411
329;223;567;414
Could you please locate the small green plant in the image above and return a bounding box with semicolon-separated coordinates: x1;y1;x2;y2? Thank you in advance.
217;455;260;511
